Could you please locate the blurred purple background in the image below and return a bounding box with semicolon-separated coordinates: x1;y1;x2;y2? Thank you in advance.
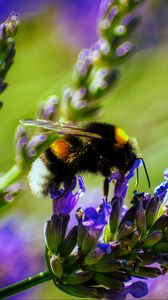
0;0;100;48
0;0;167;49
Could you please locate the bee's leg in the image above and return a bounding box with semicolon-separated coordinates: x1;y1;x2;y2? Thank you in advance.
101;165;111;200
103;177;109;200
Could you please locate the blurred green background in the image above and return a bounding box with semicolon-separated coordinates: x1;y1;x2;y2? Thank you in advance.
0;0;168;299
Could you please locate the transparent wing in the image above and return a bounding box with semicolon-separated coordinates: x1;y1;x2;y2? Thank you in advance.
20;119;101;139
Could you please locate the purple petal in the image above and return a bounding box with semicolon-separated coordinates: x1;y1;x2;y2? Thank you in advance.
85;207;98;220
125;159;142;181
106;5;119;23
97;201;111;223
98;0;114;20
116;42;134;57
77;175;86;194
128;281;148;298
82;219;96;227
27;134;46;148
122;13;135;26
154;181;168;201
62;193;78;215
97;242;111;254
17;136;28;153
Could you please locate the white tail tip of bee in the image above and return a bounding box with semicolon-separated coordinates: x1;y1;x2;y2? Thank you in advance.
28;158;52;197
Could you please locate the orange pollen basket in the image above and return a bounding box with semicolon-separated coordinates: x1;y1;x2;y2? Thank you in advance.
50;140;71;161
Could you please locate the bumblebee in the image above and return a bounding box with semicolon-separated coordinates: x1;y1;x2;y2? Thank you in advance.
21;119;150;197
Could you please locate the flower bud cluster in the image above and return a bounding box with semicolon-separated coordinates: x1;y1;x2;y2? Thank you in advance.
0;12;19;100
63;0;145;122
44;164;168;298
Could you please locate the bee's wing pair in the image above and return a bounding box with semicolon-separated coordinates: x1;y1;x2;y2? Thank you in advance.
20;119;101;139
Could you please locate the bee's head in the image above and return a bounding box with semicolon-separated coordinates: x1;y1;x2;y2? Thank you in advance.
115;128;150;187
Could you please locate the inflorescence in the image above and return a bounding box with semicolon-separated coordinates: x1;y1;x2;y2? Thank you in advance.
0;12;19;105
43;163;168;299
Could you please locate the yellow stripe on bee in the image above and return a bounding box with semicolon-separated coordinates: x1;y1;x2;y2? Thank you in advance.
50;140;71;161
115;127;129;144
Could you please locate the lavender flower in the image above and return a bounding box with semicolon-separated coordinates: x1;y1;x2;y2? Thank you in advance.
50;176;85;216
43;166;168;299
65;0;147;122
0;12;19;96
82;200;111;230
44;176;85;256
111;159;142;200
154;178;168;201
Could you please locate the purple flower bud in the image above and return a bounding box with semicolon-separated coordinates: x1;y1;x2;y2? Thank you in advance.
5;181;24;194
4;193;13;202
15;125;29;140
0;23;6;40
27;148;36;157
122;13;134;26
164;169;168;180
154;181;168;201
27;134;46;148
111;159;142;201
73;49;92;82
98;0;114;21
116;42;134;57
42;95;59;121
71;87;87;109
97;241;119;254
0;12;19;41
26;134;47;158
3;181;24;202
63;87;74;104
16;136;28;154
106;5;119;24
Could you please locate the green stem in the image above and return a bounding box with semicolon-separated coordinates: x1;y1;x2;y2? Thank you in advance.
0;164;22;192
0;270;53;299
